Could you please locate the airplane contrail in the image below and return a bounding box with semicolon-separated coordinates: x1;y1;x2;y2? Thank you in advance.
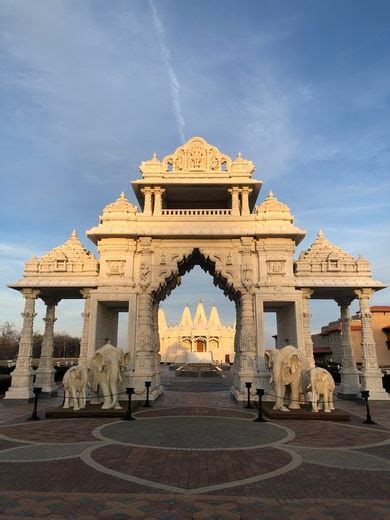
149;0;186;143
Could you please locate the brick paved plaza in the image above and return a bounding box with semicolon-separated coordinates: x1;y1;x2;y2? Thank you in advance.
0;369;389;519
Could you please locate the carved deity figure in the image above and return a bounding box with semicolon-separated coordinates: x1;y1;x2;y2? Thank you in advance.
140;262;151;285
189;143;205;169
241;263;253;287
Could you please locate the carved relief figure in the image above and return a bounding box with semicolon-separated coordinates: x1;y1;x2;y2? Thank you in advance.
140;262;151;286
189;142;205;169
62;365;88;411
265;345;306;411
241;263;253;287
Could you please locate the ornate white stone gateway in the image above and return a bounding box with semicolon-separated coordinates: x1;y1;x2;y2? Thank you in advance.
6;137;388;402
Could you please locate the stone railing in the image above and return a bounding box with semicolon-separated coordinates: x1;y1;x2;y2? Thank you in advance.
161;209;232;216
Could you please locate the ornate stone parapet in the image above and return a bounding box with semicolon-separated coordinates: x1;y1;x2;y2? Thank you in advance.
355;289;389;400
336;298;361;397
5;289;40;400
35;297;60;393
301;289;315;369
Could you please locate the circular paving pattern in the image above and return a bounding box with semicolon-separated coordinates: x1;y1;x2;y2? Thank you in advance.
95;417;292;449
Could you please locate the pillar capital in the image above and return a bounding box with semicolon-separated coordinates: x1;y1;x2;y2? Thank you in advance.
21;288;40;300
80;288;92;299
354;288;374;300
41;296;61;307
335;296;354;308
301;288;314;299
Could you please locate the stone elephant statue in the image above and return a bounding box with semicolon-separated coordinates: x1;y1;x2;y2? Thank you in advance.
265;345;306;411
62;365;88;411
89;343;130;409
306;367;335;413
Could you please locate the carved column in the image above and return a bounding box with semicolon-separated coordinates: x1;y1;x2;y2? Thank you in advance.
240;187;252;216
35;297;60;393
125;241;136;287
141;187;153;216
234;291;257;399
153;187;165;216
6;289;39;400
228;187;241;216
354;289;388;399
301;289;315;369
134;291;155;394
336;298;361;397
78;289;92;365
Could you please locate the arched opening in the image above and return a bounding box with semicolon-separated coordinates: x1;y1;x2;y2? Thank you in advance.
151;249;239;393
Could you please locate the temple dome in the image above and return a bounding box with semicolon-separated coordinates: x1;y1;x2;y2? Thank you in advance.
255;191;294;223
100;192;137;223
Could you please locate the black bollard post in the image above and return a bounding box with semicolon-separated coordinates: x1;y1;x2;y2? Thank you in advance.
28;387;42;421
254;388;267;422
361;390;377;425
143;381;152;407
245;382;253;408
123;387;136;421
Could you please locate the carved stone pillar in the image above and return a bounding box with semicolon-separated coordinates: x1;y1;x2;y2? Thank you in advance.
133;291;156;397
301;289;315;369
78;289;92;365
335;298;361;397
5;289;39;400
355;289;388;399
241;187;252;216
228;187;240;216
153;187;165;216
141;187;153;216
233;291;257;400
35;297;60;393
125;241;136;287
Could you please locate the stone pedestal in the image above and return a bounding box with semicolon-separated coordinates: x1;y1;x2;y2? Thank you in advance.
355;289;389;400
5;289;39;401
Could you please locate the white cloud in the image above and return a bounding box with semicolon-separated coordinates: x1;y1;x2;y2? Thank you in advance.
148;0;186;143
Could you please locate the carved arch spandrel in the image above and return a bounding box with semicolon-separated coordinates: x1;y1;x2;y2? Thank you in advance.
149;247;241;303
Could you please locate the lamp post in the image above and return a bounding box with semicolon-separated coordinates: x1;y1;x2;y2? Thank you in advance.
254;388;267;422
143;381;152;407
123;387;136;421
245;382;253;409
28;387;42;421
361;390;377;424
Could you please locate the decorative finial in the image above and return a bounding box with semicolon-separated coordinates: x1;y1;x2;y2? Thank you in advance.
237;152;242;158
71;229;77;239
120;191;126;198
317;229;324;239
268;190;274;197
152;152;157;159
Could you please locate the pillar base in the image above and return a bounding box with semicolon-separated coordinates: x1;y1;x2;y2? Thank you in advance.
361;372;389;400
34;368;56;394
4;370;34;400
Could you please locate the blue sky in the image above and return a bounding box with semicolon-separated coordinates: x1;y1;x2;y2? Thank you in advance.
1;0;389;346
